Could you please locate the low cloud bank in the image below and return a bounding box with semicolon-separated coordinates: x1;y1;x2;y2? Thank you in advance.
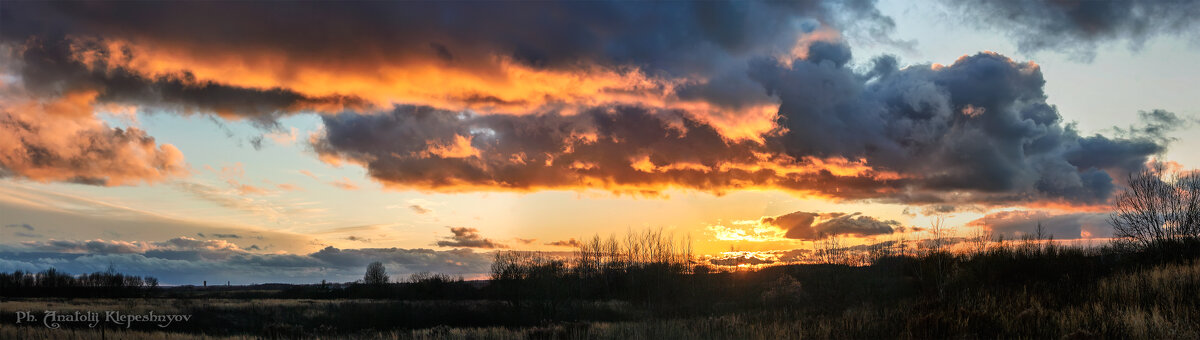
0;238;494;285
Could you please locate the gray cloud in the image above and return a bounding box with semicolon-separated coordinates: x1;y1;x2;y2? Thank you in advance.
755;51;1167;205
5;223;34;231
969;210;1111;240
435;227;508;249
544;238;582;247
409;205;432;215
0;1;890;82
0;0;907;129
22;239;149;254
817;213;901;237
1111;110;1198;145
1;240;494;285
313;104;903;198
709;255;775;267
761;211;898;240
0;1;1182;210
312;46;1173;207
942;0;1200;61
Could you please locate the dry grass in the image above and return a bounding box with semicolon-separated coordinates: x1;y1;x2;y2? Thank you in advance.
4;252;1200;339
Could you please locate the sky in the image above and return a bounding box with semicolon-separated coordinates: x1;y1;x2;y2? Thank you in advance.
1;0;1199;284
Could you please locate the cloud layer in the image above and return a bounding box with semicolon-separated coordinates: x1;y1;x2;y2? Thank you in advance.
761;211;899;240
0;1;1185;210
1;237;493;285
435;227;509;249
944;0;1200;60
313;51;1167;206
0;85;186;185
707;210;900;242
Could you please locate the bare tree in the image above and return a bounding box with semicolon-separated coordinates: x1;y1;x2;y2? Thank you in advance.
1179;171;1200;237
816;233;845;265
929;215;947;252
364;261;389;285
1110;162;1200;247
969;228;993;254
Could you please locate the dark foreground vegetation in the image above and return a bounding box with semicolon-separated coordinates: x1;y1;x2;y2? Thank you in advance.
3;237;1200;339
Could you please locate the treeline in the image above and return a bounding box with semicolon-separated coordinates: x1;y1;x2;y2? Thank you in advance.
272;231;1200;330
489;229;698;305
278;272;481;300
485;234;1200;320
281;228;701;305
0;267;159;298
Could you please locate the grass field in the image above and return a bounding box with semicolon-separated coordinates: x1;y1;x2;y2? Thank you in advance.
3;239;1199;339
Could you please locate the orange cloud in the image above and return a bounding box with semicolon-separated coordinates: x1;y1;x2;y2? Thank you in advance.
83;39;664;109
707;220;787;242
275;183;303;192
66;37;782;142
330;178;360;191
423;135;481;159
0;89;187;186
0;4;1167;212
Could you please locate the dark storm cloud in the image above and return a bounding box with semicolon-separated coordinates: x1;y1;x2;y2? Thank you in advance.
0;1;903;116
0;1;874;73
761;211;898;240
754;50;1167;205
435;227;509;249
0;1;1180;208
942;0;1200;60
313;48;1171;206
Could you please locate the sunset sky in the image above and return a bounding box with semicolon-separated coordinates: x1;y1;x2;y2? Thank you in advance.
2;1;1199;284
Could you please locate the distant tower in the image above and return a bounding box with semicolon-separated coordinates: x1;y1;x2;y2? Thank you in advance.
203;280;207;287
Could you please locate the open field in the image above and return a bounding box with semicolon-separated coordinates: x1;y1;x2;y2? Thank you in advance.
4;240;1200;339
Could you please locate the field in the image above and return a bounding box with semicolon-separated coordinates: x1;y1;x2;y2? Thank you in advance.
3;239;1200;339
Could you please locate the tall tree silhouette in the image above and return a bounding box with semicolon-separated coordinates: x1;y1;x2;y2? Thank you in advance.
364;261;389;285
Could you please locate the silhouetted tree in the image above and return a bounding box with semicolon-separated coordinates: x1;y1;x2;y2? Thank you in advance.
816;233;846;264
1110;162;1200;247
928;215;947;252
364;261;389;285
